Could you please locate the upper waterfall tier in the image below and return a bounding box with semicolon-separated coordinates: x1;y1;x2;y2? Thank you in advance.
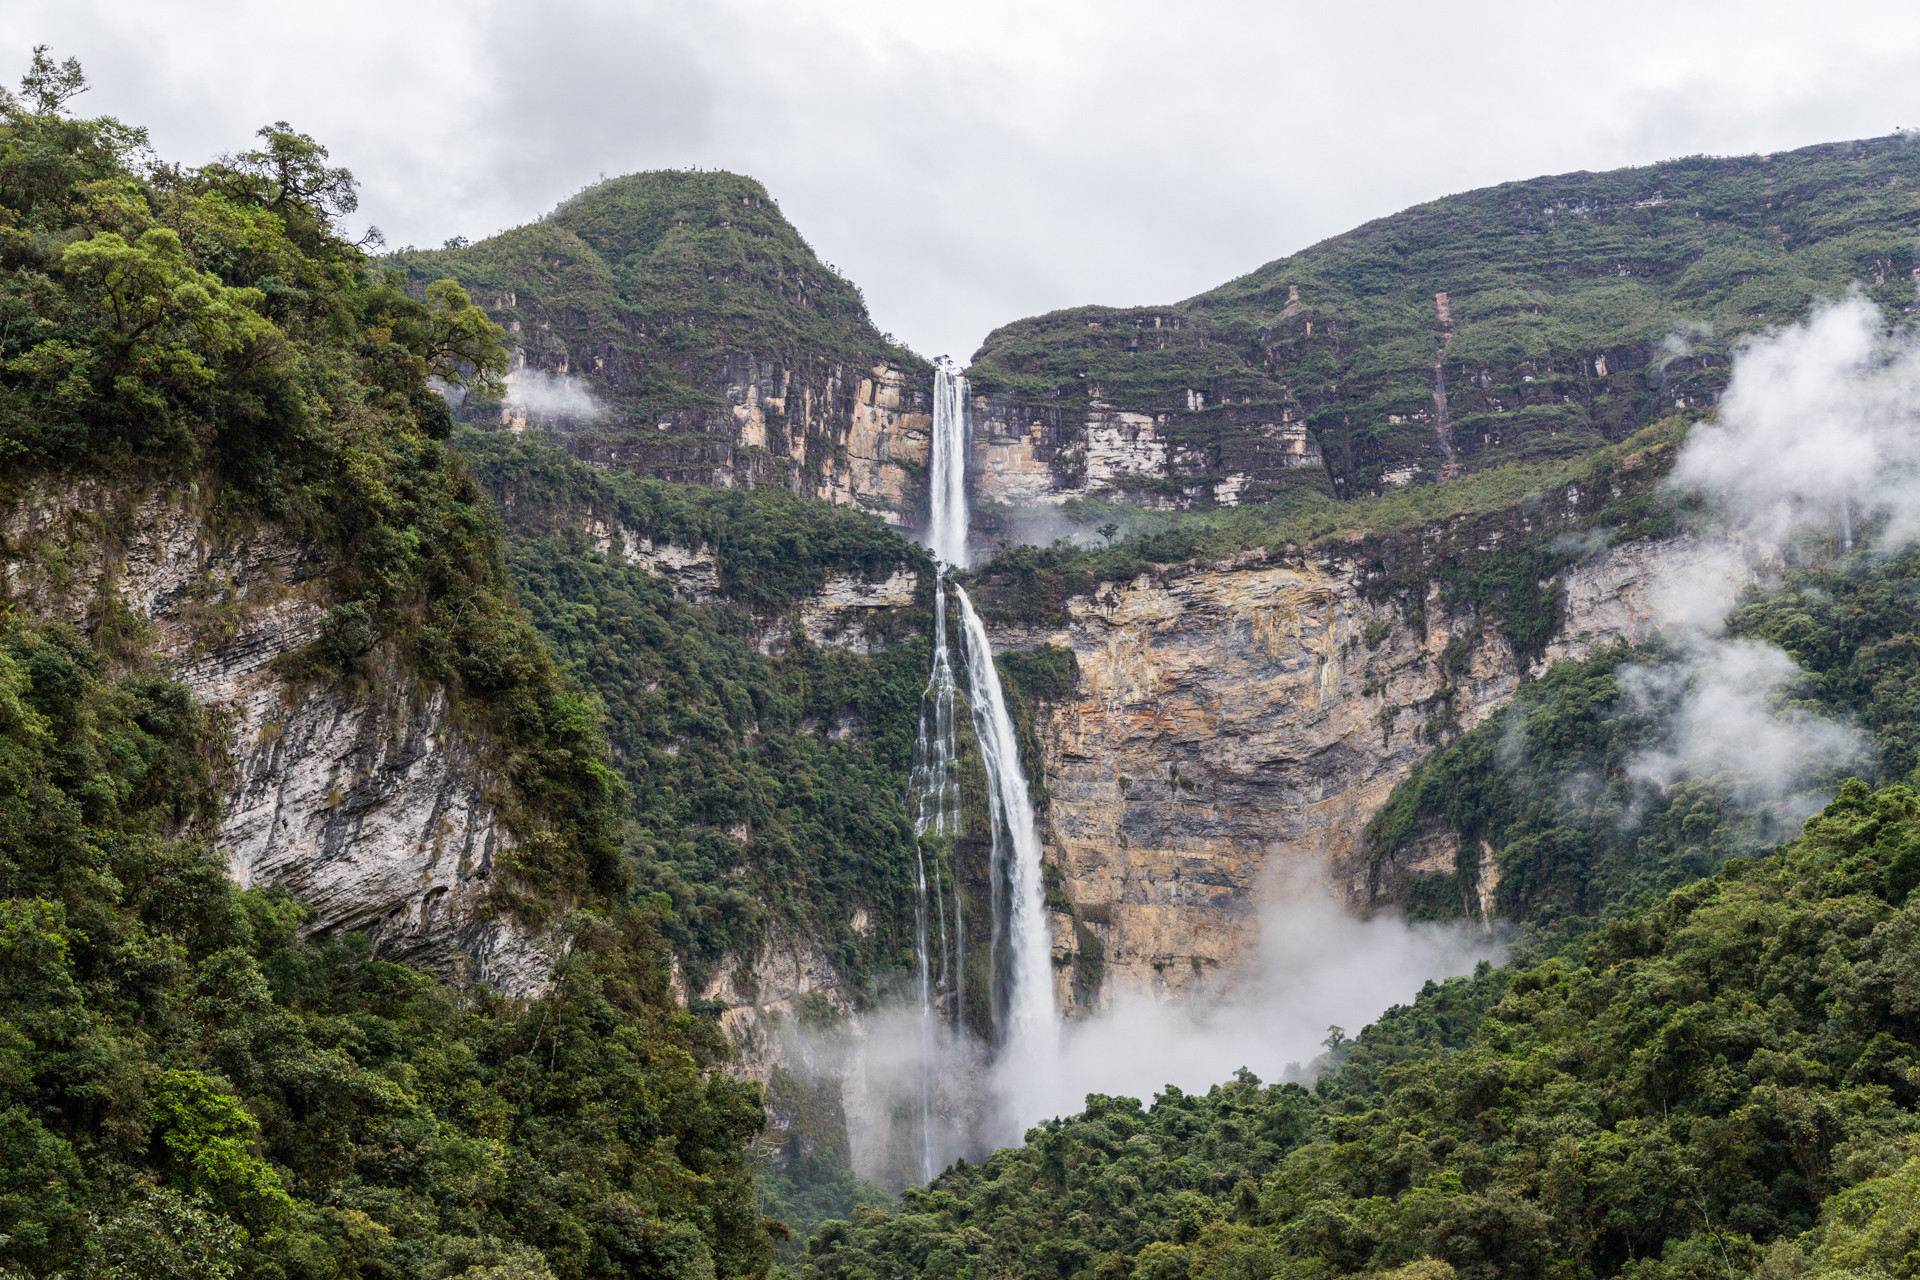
929;368;971;568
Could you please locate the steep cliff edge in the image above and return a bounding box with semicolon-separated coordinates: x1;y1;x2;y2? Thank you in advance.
0;80;773;1280
960;421;1743;1009
965;134;1920;511
0;486;553;989
391;173;935;527
991;529;1752;1010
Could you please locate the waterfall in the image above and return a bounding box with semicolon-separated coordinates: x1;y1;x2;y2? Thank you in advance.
903;364;970;1182
929;367;970;570
907;584;960;1183
954;585;1056;1069
894;362;1056;1179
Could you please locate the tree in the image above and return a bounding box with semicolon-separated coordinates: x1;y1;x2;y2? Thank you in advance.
18;45;87;115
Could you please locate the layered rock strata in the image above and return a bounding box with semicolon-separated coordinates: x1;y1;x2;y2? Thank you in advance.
988;532;1756;1012
969;391;1326;516
546;359;934;528
0;487;552;992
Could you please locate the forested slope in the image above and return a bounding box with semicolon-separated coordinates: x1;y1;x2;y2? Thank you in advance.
809;525;1920;1280
0;54;776;1280
456;429;938;994
389;174;932;516
802;780;1920;1280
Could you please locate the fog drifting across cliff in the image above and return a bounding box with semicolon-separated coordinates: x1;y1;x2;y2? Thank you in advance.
1673;291;1920;549
989;858;1499;1141
1592;295;1911;839
504;367;604;419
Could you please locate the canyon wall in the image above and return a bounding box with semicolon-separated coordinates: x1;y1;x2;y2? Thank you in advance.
969;388;1327;518
990;531;1756;1012
393;171;938;529
518;354;935;530
0;487;554;993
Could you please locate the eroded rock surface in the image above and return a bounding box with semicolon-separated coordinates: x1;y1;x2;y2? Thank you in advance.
971;392;1326;519
988;534;1758;1012
0;487;552;992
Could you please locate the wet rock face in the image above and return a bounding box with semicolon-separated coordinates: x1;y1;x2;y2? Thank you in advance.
0;487;553;993
988;534;1756;1012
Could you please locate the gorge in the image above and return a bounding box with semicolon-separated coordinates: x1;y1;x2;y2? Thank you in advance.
7;58;1920;1280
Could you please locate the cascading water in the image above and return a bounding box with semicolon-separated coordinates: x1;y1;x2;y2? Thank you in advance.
928;366;970;570
903;364;970;1181
895;362;1057;1180
906;583;960;1182
954;586;1057;1075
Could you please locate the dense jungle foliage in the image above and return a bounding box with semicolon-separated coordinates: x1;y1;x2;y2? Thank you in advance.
0;55;778;1280
968;134;1920;497
0;617;770;1280
455;428;936;996
0;49;621;925
801;780;1920;1280
1366;541;1920;946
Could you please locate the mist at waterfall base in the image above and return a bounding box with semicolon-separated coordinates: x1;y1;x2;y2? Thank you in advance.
1004;862;1499;1131
832;859;1500;1181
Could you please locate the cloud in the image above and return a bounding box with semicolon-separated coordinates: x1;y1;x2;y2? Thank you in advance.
840;857;1499;1183
11;1;1920;361
992;858;1497;1141
1620;294;1903;836
1618;636;1866;822
504;368;604;419
1670;293;1920;550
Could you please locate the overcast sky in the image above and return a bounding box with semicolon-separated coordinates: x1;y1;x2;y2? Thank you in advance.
7;1;1919;362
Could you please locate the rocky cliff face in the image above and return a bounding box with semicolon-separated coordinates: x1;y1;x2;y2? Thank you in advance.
0;487;553;993
969;388;1326;518
391;171;936;530
965;135;1920;507
988;531;1757;1013
533;357;934;529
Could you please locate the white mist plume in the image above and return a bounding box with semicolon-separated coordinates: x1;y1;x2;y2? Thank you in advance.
1624;294;1906;831
1653;319;1716;376
1671;293;1920;549
991;858;1498;1137
1618;636;1866;822
839;857;1499;1181
504;367;605;418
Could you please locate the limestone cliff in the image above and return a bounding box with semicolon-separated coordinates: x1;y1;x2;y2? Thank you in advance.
0;486;554;993
969;386;1327;519
988;531;1755;1012
966;134;1920;507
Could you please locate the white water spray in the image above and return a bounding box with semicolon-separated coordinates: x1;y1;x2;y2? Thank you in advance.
902;365;972;1181
906;584;961;1182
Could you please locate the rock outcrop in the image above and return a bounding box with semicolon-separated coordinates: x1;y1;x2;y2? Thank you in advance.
988;532;1757;1012
970;390;1327;517
0;487;553;993
551;359;934;529
390;171;937;530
